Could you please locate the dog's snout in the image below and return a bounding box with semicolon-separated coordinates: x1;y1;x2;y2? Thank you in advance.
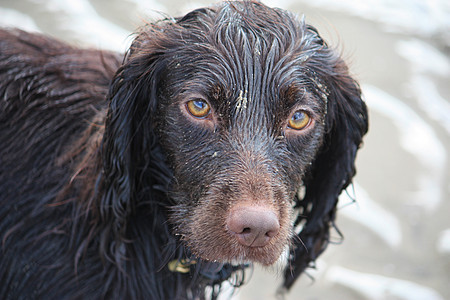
227;205;280;247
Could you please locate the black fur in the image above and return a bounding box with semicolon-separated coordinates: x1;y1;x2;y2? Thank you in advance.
0;1;368;299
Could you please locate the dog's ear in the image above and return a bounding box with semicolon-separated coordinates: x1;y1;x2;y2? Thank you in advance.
98;31;169;242
283;43;368;289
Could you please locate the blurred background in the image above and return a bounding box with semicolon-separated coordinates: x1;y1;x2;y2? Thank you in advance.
1;0;448;299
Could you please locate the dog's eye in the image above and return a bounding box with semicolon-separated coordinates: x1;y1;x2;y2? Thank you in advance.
288;110;311;130
186;99;211;118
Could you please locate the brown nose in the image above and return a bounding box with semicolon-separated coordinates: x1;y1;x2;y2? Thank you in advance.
227;205;280;247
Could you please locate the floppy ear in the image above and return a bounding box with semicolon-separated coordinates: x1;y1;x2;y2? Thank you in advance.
98;31;169;245
283;52;368;289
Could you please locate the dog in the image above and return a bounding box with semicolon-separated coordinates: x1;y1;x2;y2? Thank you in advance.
0;1;368;299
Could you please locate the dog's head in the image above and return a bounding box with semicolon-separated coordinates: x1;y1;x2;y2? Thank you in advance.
102;1;368;288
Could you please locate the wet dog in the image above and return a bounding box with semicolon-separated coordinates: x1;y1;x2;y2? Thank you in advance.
0;1;368;299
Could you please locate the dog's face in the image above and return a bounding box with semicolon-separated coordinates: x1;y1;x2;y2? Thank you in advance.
160;81;326;265
153;5;328;265
104;2;367;274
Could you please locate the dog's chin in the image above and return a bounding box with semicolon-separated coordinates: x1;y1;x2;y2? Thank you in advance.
187;241;286;266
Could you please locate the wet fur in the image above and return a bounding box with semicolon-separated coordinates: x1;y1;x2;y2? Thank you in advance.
0;1;368;299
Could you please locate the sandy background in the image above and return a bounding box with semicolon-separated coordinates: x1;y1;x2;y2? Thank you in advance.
1;0;449;299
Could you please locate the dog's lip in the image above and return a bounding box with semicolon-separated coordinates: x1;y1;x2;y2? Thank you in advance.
202;256;278;266
192;243;284;266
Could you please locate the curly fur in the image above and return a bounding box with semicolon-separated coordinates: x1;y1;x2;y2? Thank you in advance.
0;1;368;299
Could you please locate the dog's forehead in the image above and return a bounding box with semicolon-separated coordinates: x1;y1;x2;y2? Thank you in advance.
167;3;329;106
167;48;328;121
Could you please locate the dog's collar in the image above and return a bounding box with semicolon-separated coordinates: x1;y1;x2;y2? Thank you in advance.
168;258;250;284
168;258;197;273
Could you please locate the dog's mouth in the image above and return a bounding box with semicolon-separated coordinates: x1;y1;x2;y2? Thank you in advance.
174;229;286;266
184;233;288;266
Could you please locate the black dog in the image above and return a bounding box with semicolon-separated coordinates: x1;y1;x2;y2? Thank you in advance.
0;1;368;299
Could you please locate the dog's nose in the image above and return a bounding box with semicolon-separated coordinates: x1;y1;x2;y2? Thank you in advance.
227;205;280;247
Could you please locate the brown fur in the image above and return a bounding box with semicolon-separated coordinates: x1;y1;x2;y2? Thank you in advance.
0;2;368;299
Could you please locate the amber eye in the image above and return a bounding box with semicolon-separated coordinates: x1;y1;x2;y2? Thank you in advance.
288;110;311;130
186;99;211;118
